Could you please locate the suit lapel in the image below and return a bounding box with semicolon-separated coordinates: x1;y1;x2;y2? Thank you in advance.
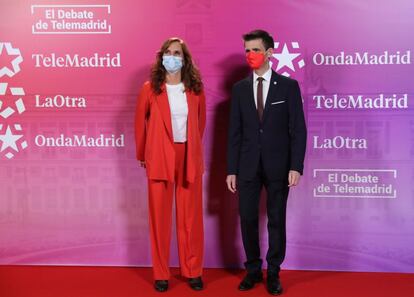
262;71;280;123
246;74;260;122
156;85;173;141
186;90;195;137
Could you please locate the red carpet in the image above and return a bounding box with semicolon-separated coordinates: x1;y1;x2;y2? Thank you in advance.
0;266;413;297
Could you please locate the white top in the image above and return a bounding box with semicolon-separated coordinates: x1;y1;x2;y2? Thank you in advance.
166;83;188;142
253;67;272;108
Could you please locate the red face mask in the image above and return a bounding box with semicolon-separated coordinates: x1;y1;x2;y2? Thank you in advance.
246;51;265;69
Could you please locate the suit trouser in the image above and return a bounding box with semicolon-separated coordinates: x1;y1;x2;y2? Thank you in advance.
147;142;204;280
238;157;289;276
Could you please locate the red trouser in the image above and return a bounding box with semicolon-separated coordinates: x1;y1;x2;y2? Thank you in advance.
147;142;204;280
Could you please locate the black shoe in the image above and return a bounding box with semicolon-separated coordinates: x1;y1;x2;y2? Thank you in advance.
266;275;283;295
154;280;168;292
238;272;263;291
188;276;203;291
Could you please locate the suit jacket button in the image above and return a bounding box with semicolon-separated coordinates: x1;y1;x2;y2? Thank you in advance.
259;129;263;133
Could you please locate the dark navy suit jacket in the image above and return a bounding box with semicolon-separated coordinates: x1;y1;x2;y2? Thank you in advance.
227;70;307;181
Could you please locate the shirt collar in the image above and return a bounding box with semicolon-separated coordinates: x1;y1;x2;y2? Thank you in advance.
253;67;272;83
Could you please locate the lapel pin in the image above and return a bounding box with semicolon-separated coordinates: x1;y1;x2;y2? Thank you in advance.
273;81;277;85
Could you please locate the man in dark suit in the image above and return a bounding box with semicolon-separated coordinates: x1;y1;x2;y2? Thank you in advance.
226;29;307;295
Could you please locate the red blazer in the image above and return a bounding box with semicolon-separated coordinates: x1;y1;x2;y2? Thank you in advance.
135;81;206;182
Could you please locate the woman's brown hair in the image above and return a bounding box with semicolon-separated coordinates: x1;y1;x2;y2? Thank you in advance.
150;37;203;95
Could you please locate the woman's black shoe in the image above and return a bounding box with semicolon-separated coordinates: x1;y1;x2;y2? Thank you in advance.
154;280;168;292
188;277;204;290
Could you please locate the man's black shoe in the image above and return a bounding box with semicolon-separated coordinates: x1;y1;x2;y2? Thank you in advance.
238;272;263;291
266;275;283;295
154;280;168;292
188;276;203;290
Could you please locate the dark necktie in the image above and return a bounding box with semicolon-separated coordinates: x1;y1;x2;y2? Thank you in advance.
257;77;264;121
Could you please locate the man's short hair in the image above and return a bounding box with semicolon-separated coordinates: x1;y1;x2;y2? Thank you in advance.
242;29;274;50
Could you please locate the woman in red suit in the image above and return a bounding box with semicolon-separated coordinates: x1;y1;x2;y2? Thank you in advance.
135;37;206;292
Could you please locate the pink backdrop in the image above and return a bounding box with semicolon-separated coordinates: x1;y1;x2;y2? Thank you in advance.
0;0;413;273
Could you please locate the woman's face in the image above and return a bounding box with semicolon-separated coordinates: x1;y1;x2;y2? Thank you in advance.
164;41;184;58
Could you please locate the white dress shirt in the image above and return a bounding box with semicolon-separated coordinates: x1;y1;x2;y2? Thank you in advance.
253;67;272;108
166;83;188;142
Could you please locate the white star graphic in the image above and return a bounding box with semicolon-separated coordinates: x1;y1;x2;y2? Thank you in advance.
272;44;300;72
0;43;23;78
0;126;23;152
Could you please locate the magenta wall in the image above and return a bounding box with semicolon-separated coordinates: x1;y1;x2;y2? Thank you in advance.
0;0;413;273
